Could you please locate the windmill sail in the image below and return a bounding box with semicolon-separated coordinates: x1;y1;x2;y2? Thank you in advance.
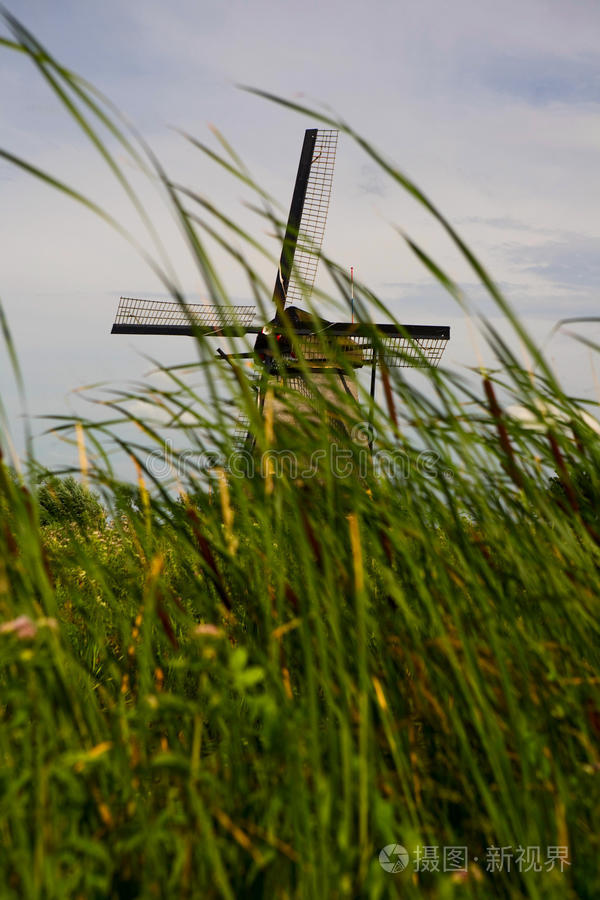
274;129;338;310
111;297;260;336
284;330;449;368
283;323;450;368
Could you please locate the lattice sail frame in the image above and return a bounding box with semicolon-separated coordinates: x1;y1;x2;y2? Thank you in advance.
285;130;338;307
112;297;257;334
291;333;449;368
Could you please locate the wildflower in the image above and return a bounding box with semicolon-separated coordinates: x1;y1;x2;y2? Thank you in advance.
193;623;223;638
0;615;58;639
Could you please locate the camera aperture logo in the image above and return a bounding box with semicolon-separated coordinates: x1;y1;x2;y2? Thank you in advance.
379;844;409;873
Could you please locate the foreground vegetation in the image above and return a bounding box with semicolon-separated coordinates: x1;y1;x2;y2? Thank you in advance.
2;12;600;899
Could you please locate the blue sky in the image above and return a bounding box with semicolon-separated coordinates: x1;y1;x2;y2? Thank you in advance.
1;0;599;468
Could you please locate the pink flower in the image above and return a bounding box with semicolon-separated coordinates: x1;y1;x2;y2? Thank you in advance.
0;615;58;640
193;623;223;638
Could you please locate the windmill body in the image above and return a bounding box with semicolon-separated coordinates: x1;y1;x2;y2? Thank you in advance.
111;128;450;450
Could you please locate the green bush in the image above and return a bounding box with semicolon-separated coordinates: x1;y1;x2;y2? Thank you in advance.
37;476;106;530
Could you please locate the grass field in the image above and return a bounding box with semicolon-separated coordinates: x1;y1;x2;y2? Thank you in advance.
1;12;600;899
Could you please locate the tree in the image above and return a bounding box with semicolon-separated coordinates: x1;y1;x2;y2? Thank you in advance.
37;475;105;530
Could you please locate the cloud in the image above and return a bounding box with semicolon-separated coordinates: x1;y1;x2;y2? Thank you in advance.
379;275;598;326
504;233;600;290
456;216;552;234
460;51;600;106
357;164;387;198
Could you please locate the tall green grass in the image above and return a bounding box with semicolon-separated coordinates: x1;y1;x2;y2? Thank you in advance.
1;12;600;899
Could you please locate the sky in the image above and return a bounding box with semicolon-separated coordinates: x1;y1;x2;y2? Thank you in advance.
0;0;599;472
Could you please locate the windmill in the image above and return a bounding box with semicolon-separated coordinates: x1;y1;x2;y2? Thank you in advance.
111;129;450;450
